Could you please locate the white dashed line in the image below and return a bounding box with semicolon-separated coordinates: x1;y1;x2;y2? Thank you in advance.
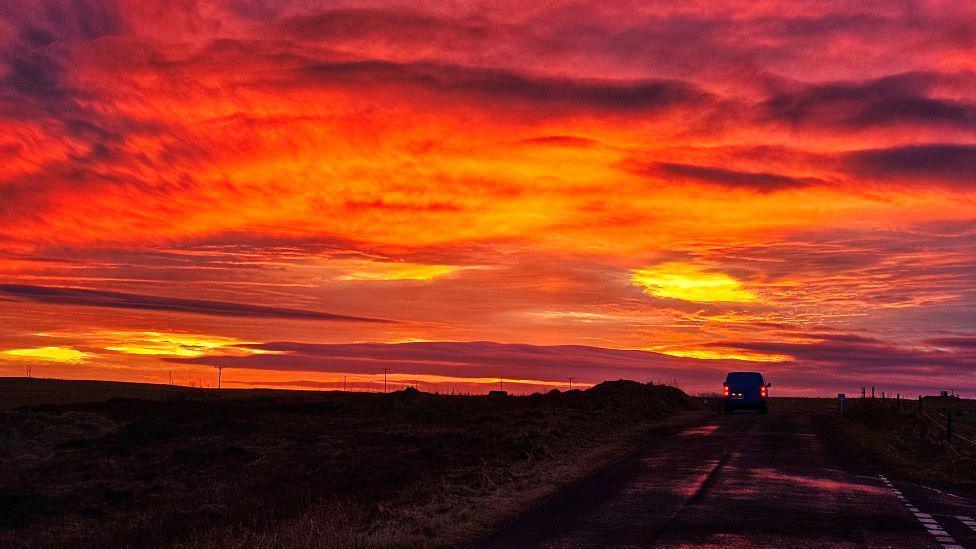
879;475;958;547
957;515;976;533
919;484;967;500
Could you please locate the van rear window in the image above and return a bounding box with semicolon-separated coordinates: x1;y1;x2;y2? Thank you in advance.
725;372;764;385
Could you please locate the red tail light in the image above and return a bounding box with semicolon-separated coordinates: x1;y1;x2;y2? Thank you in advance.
723;385;729;397
760;385;767;397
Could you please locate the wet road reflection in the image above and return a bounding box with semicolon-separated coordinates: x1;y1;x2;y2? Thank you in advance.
476;412;941;548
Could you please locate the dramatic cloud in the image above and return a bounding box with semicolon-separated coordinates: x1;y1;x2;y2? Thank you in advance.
1;0;974;395
844;144;976;188
171;340;731;386
650;162;823;192
924;336;976;351
293;60;712;115
706;333;975;392
0;285;390;323
170;336;975;395
761;72;976;132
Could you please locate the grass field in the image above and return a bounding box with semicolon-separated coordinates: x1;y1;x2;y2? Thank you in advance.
834;396;976;486
0;377;703;547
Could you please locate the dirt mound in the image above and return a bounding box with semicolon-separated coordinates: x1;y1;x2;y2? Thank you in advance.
580;380;701;418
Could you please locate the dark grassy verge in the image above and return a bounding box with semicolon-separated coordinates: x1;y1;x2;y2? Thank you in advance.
0;379;703;548
832;397;976;487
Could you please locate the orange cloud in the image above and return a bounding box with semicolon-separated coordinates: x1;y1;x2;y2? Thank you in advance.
0;0;973;395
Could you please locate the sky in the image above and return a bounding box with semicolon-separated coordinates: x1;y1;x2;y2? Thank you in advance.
0;0;974;396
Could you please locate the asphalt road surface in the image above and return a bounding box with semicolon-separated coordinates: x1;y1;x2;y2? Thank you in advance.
475;411;976;548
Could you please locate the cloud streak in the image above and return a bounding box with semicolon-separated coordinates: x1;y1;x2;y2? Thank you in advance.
761;72;976;132
0;285;391;323
171;340;728;385
169;337;976;394
650;162;823;191
844;144;976;188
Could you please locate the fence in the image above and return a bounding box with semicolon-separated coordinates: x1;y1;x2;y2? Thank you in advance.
849;392;976;449
919;407;976;447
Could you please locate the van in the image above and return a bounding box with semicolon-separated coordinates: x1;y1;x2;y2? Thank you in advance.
723;371;770;414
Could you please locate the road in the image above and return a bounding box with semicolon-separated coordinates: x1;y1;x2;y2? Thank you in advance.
474;411;976;548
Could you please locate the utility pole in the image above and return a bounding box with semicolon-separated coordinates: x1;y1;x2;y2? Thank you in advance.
343;376;347;392
382;368;389;393
216;365;225;390
569;377;575;390
26;365;31;379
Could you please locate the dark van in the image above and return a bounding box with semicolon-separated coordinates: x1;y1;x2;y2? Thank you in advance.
723;371;770;414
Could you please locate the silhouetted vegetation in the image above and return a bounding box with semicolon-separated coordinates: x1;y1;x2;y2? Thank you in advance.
0;378;701;547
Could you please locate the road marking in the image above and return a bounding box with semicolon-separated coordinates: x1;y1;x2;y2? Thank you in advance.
918;484;967;500
879;476;958;547
956;515;976;533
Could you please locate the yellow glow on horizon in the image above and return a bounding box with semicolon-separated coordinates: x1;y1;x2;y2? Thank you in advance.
632;263;758;303
103;332;270;357
2;346;90;363
336;262;461;281
651;348;790;362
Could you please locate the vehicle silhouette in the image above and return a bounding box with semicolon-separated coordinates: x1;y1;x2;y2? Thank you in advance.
723;371;770;414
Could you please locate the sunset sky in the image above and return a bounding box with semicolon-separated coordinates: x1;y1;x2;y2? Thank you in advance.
1;0;974;395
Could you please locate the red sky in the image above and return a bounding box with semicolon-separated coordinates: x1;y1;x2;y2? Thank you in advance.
1;0;974;396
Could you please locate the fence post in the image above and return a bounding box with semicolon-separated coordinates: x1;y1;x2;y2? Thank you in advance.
871;386;875;399
947;412;953;443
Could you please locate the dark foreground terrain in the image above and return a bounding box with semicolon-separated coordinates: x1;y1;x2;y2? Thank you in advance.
0;378;701;547
5;379;974;548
